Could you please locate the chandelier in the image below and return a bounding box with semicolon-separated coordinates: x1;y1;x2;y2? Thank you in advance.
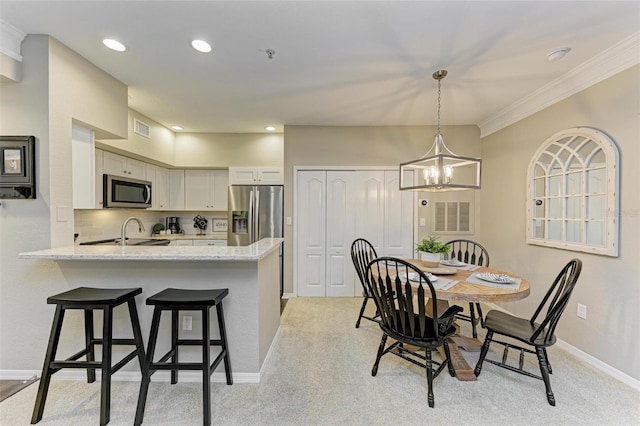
399;70;481;191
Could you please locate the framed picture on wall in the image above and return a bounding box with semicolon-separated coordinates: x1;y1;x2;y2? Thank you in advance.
0;136;36;199
1;147;23;175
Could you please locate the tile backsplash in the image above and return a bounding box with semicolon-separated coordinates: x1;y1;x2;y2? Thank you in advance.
74;210;227;243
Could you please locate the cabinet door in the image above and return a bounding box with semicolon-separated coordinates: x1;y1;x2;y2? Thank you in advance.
210;170;229;210
147;165;169;210
326;171;356;297
102;151;146;180
193;239;227;246
155;166;169;210
103;151;128;177
257;168;284;185
95;149;104;208
296;171;326;297
185;170;210;210
229;167;257;184
169;170;185;210
126;158;146;180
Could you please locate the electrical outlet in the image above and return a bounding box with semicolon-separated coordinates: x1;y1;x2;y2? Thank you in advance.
577;304;587;319
183;315;193;330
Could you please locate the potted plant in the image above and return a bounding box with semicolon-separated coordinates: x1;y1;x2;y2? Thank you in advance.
152;223;165;235
416;235;450;267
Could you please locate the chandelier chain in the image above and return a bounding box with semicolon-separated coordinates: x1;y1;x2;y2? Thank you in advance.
437;78;441;135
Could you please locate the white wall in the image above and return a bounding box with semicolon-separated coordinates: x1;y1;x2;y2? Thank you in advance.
480;65;640;380
97;109;176;166
174;133;283;168
283;125;481;294
0;35;129;372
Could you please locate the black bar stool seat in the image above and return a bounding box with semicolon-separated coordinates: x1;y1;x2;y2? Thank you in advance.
31;287;146;426
135;288;232;426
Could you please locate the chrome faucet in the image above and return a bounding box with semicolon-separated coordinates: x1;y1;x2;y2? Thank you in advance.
121;217;145;246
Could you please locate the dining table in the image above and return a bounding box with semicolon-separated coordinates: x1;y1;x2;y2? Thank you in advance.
404;258;531;381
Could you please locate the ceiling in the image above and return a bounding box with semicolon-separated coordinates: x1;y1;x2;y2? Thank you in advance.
1;1;639;133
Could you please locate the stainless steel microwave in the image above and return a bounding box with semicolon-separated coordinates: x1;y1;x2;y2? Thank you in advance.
103;174;152;208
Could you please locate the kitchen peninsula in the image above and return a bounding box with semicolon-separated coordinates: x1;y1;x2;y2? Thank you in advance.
19;238;283;383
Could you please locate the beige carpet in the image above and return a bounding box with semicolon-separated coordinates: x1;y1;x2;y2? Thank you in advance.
1;297;638;425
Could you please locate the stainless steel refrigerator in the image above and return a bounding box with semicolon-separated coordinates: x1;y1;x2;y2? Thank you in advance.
228;185;284;294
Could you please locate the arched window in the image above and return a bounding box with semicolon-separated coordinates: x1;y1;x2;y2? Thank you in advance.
527;127;619;256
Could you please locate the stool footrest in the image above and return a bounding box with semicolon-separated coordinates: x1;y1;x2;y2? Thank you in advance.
176;339;224;346
151;363;206;371
51;361;102;369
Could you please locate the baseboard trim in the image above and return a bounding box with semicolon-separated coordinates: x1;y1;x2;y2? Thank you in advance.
484;302;640;391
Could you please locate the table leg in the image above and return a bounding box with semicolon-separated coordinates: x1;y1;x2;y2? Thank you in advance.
427;298;478;381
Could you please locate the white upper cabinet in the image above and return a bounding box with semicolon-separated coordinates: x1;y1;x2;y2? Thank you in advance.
145;164;170;210
229;167;283;185
168;169;185;210
184;170;229;211
102;151;146;180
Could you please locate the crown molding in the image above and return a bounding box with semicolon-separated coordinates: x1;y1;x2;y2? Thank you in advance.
0;19;26;61
479;31;640;138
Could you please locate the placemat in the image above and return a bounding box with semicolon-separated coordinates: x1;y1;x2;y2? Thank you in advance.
432;278;458;291
465;273;522;290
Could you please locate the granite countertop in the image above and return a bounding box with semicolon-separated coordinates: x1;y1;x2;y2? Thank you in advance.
19;238;283;261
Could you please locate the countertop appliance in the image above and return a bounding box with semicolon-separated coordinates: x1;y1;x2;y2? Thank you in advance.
167;217;181;234
228;185;284;295
103;174;151;209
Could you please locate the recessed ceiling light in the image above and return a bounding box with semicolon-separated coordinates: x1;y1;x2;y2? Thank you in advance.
547;47;571;62
103;39;126;52
171;125;183;131
264;126;276;131
191;39;212;53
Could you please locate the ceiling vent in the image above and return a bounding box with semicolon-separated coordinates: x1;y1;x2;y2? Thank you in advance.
133;118;150;138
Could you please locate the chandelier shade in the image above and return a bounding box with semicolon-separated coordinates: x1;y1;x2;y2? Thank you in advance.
399;70;481;191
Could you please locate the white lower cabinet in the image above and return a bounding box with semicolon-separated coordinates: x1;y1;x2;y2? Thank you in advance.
170;239;227;246
296;169;414;297
192;239;227;246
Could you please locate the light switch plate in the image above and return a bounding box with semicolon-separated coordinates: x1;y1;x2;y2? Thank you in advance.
577;304;587;319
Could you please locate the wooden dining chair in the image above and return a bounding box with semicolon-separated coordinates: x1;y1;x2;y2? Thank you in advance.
366;257;463;408
474;258;582;406
350;238;380;327
445;239;490;339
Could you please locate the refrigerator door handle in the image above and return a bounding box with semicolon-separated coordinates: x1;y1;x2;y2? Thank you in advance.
249;189;254;242
255;189;260;241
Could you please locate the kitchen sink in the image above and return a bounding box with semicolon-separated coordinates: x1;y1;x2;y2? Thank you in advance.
80;238;171;246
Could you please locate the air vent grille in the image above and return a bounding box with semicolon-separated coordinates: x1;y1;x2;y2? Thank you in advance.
133;118;150;138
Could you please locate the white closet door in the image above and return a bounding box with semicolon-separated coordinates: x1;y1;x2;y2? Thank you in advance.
383;170;414;257
326;171;356;297
296;171;327;297
355;171;385;255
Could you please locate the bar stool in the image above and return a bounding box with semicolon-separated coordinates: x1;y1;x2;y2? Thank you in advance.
31;287;146;426
135;288;232;426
